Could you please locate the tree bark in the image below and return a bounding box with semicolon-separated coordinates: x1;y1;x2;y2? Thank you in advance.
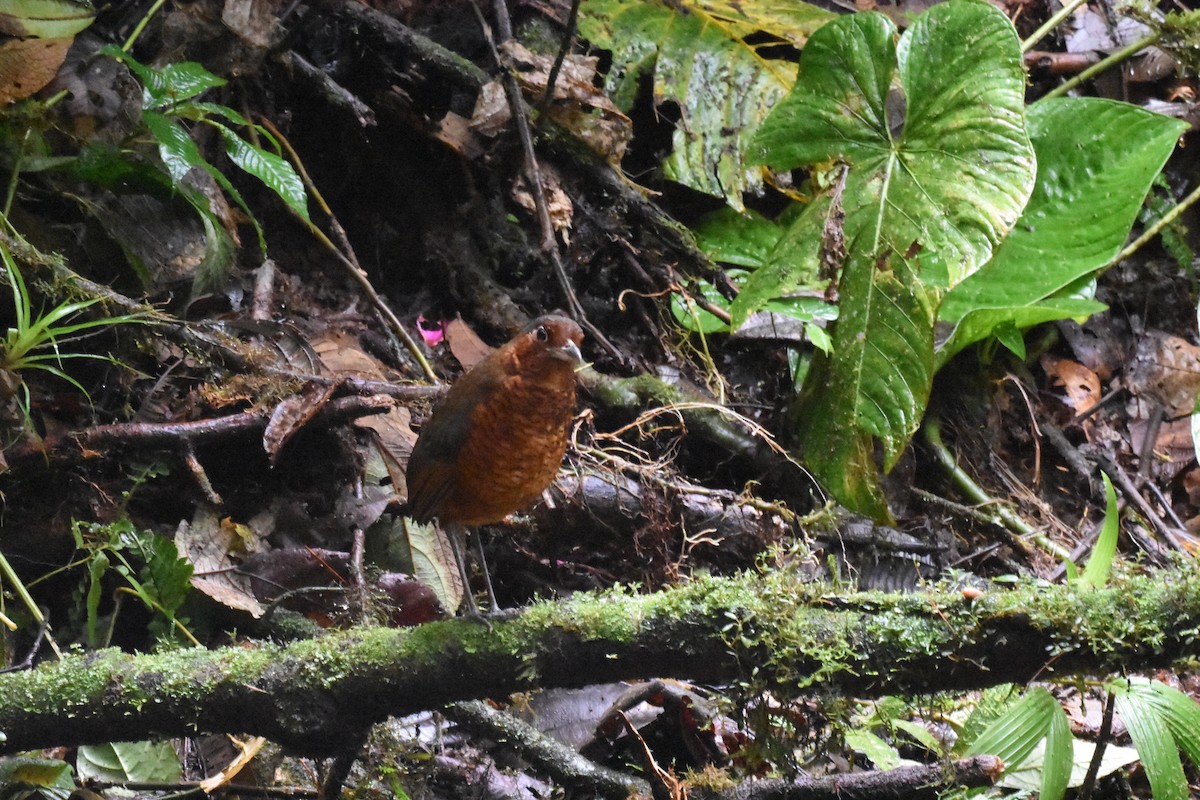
0;568;1195;755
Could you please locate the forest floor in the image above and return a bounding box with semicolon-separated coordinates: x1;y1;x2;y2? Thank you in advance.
0;0;1198;797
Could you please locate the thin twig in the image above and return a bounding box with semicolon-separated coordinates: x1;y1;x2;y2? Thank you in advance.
256;117;440;384
475;0;624;363
1021;0;1090;53
538;0;584;114
1095;453;1187;551
1041;31;1161;100
923;418;1073;561
1109;178;1200;267
1078;689;1116;800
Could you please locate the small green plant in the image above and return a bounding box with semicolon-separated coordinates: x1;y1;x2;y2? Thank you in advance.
101;46;308;292
0;235;147;424
72;518;196;648
1065;473;1120;590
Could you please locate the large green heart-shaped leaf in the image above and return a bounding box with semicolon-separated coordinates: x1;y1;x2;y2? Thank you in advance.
937;98;1187;363
748;0;1034;292
748;0;1032;517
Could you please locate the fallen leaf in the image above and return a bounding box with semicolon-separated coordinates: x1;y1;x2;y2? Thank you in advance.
445;316;493;371
1041;353;1100;416
0;37;71;104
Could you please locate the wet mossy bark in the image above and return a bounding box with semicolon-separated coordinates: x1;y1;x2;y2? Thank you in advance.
0;567;1197;755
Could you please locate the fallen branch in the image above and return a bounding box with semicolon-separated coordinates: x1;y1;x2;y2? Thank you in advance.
691;755;1003;800
3;394;393;468
0;567;1197;755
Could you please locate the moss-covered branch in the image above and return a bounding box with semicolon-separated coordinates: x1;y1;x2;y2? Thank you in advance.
1;567;1198;755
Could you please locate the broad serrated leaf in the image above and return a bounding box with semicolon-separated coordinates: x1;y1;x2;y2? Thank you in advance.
580;0;831;209
938;98;1187;362
749;0;1034;292
794;246;934;519
1115;688;1189;800
140;532;193;615
214;123;309;221
76;741;181;783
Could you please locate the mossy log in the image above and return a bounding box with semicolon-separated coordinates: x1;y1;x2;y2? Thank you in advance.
1;567;1197;755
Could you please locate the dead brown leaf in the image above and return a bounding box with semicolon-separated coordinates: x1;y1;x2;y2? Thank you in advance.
445;316;493;371
0;37;72;104
1127;331;1200;418
1040;353;1100;416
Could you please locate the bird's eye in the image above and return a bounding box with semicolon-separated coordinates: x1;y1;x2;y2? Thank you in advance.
535;326;549;342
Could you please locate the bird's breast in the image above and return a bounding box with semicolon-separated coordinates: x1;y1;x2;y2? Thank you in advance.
438;370;577;526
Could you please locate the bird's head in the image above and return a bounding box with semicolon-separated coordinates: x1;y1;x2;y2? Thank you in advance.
520;314;585;368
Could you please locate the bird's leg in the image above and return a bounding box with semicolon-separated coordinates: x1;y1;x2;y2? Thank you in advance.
472;530;499;612
446;522;481;617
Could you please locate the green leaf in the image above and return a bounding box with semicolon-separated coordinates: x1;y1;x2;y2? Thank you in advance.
1121;677;1200;769
143;111;205;183
85;551;109;648
191;205;238;295
140;532;193;616
694;207;792;269
580;0;832;209
103;46;226;109
728;193;829;325
0;0;94;38
0;756;73;789
936;298;1105;366
966;686;1060;767
793;246;934;519
845;729;903;771
1041;701;1073;800
671;282;731;334
1078;472;1119;589
938;98;1186;361
1115;687;1189;800
999;739;1139;791
892;719;942;755
172;100;251;126
76;741;182;783
750;0;1034;290
213;123;309;221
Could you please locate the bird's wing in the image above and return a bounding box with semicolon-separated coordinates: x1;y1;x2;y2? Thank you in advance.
406;363;503;522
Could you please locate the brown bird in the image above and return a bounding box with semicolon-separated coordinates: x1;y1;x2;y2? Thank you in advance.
406;314;585;615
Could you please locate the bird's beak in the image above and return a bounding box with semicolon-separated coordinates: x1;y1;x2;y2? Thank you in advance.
560;339;584;365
